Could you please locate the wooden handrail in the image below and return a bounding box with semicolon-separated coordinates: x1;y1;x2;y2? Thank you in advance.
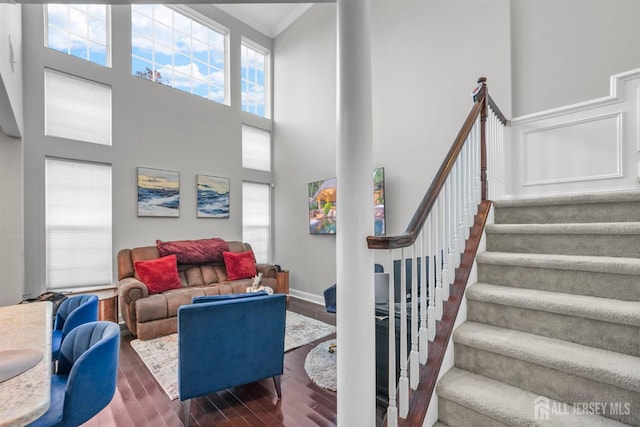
367;78;488;250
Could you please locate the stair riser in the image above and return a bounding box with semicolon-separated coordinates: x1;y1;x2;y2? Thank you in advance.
454;343;640;426
467;300;640;357
438;398;510;427
486;233;640;258
477;263;640;302
495;202;640;224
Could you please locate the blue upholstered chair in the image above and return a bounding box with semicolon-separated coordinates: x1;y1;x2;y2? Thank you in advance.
323;263;384;313
178;292;286;426
323;264;384;353
51;295;99;361
28;321;120;427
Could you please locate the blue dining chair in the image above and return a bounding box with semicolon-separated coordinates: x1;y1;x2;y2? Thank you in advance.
28;321;120;427
51;295;99;361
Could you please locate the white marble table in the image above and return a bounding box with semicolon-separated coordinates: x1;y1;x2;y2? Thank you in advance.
0;302;52;427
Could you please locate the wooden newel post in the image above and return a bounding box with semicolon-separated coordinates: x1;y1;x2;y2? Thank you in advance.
478;77;488;201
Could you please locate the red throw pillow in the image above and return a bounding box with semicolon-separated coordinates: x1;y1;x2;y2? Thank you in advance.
223;250;257;281
134;254;182;294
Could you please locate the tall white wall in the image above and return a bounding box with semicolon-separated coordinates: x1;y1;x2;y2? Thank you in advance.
511;0;640;117
0;128;23;306
0;4;23;137
273;0;511;300
0;4;24;305
20;5;272;299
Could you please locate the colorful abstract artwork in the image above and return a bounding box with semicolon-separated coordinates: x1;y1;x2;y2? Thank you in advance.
374;167;385;236
308;177;337;235
137;167;180;217
197;175;230;218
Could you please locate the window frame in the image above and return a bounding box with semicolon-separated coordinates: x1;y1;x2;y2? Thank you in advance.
130;4;230;105
44;4;112;67
241;37;270;118
45;157;113;292
242;180;272;264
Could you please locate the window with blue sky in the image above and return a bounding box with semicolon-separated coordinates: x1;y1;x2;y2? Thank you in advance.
46;4;109;66
131;5;227;104
241;41;268;117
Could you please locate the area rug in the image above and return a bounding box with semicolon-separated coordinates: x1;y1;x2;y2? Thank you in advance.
130;311;336;400
304;339;337;391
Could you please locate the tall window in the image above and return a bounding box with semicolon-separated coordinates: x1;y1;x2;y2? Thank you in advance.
46;4;110;66
242;182;271;263
131;5;227;104
242;125;271;172
241;40;268;117
46;158;112;290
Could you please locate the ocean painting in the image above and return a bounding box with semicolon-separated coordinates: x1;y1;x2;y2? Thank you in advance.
137;167;180;217
197;175;230;218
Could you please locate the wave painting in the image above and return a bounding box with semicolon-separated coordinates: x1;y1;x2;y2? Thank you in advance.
137;167;180;217
197;175;230;218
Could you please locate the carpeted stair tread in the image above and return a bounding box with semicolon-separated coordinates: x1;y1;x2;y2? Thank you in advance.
453;322;640;393
432;423;448;427
466;283;640;327
493;191;640;208
486;222;640;235
437;367;628;426
477;251;640;276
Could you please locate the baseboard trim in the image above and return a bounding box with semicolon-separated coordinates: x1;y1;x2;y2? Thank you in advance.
289;288;324;306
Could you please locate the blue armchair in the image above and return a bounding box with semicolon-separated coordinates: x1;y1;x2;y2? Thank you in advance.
51;295;99;361
29;321;120;427
177;292;286;426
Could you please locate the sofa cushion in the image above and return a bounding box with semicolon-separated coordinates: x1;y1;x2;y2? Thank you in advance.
134;254;182;294
156;238;229;264
223;250;257;281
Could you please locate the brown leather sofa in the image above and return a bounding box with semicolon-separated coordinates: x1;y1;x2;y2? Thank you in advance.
117;241;280;340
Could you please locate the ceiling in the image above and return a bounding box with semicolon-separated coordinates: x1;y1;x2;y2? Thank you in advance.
214;3;314;38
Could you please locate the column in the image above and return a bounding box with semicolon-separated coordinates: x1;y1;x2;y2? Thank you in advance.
336;0;375;425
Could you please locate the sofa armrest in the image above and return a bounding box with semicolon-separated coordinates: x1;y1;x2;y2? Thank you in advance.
256;263;277;279
117;277;149;336
118;277;149;304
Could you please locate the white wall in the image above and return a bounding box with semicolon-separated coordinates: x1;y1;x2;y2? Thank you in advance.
0;4;24;305
0;128;24;306
20;4;273;299
273;0;511;301
0;4;23;137
511;0;640;117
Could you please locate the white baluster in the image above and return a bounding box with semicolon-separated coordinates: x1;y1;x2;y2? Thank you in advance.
409;244;419;390
434;195;443;322
444;177;453;300
467;125;477;220
398;248;409;418
387;249;398;426
419;227;428;364
428;204;437;341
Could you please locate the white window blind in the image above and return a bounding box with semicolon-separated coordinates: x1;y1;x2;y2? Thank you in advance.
242;182;271;264
45;69;112;146
242;125;271;172
46;158;112;290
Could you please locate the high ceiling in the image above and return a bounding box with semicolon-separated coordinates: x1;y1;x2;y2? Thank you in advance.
214;3;313;38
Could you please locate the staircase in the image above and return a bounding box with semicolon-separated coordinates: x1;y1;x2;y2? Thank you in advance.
435;191;640;426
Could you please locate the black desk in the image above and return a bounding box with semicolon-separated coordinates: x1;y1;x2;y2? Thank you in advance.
375;302;412;405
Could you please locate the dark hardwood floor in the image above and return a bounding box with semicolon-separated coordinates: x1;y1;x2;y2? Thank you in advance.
81;298;387;427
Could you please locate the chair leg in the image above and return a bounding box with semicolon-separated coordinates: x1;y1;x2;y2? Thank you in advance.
183;399;191;426
273;376;282;399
